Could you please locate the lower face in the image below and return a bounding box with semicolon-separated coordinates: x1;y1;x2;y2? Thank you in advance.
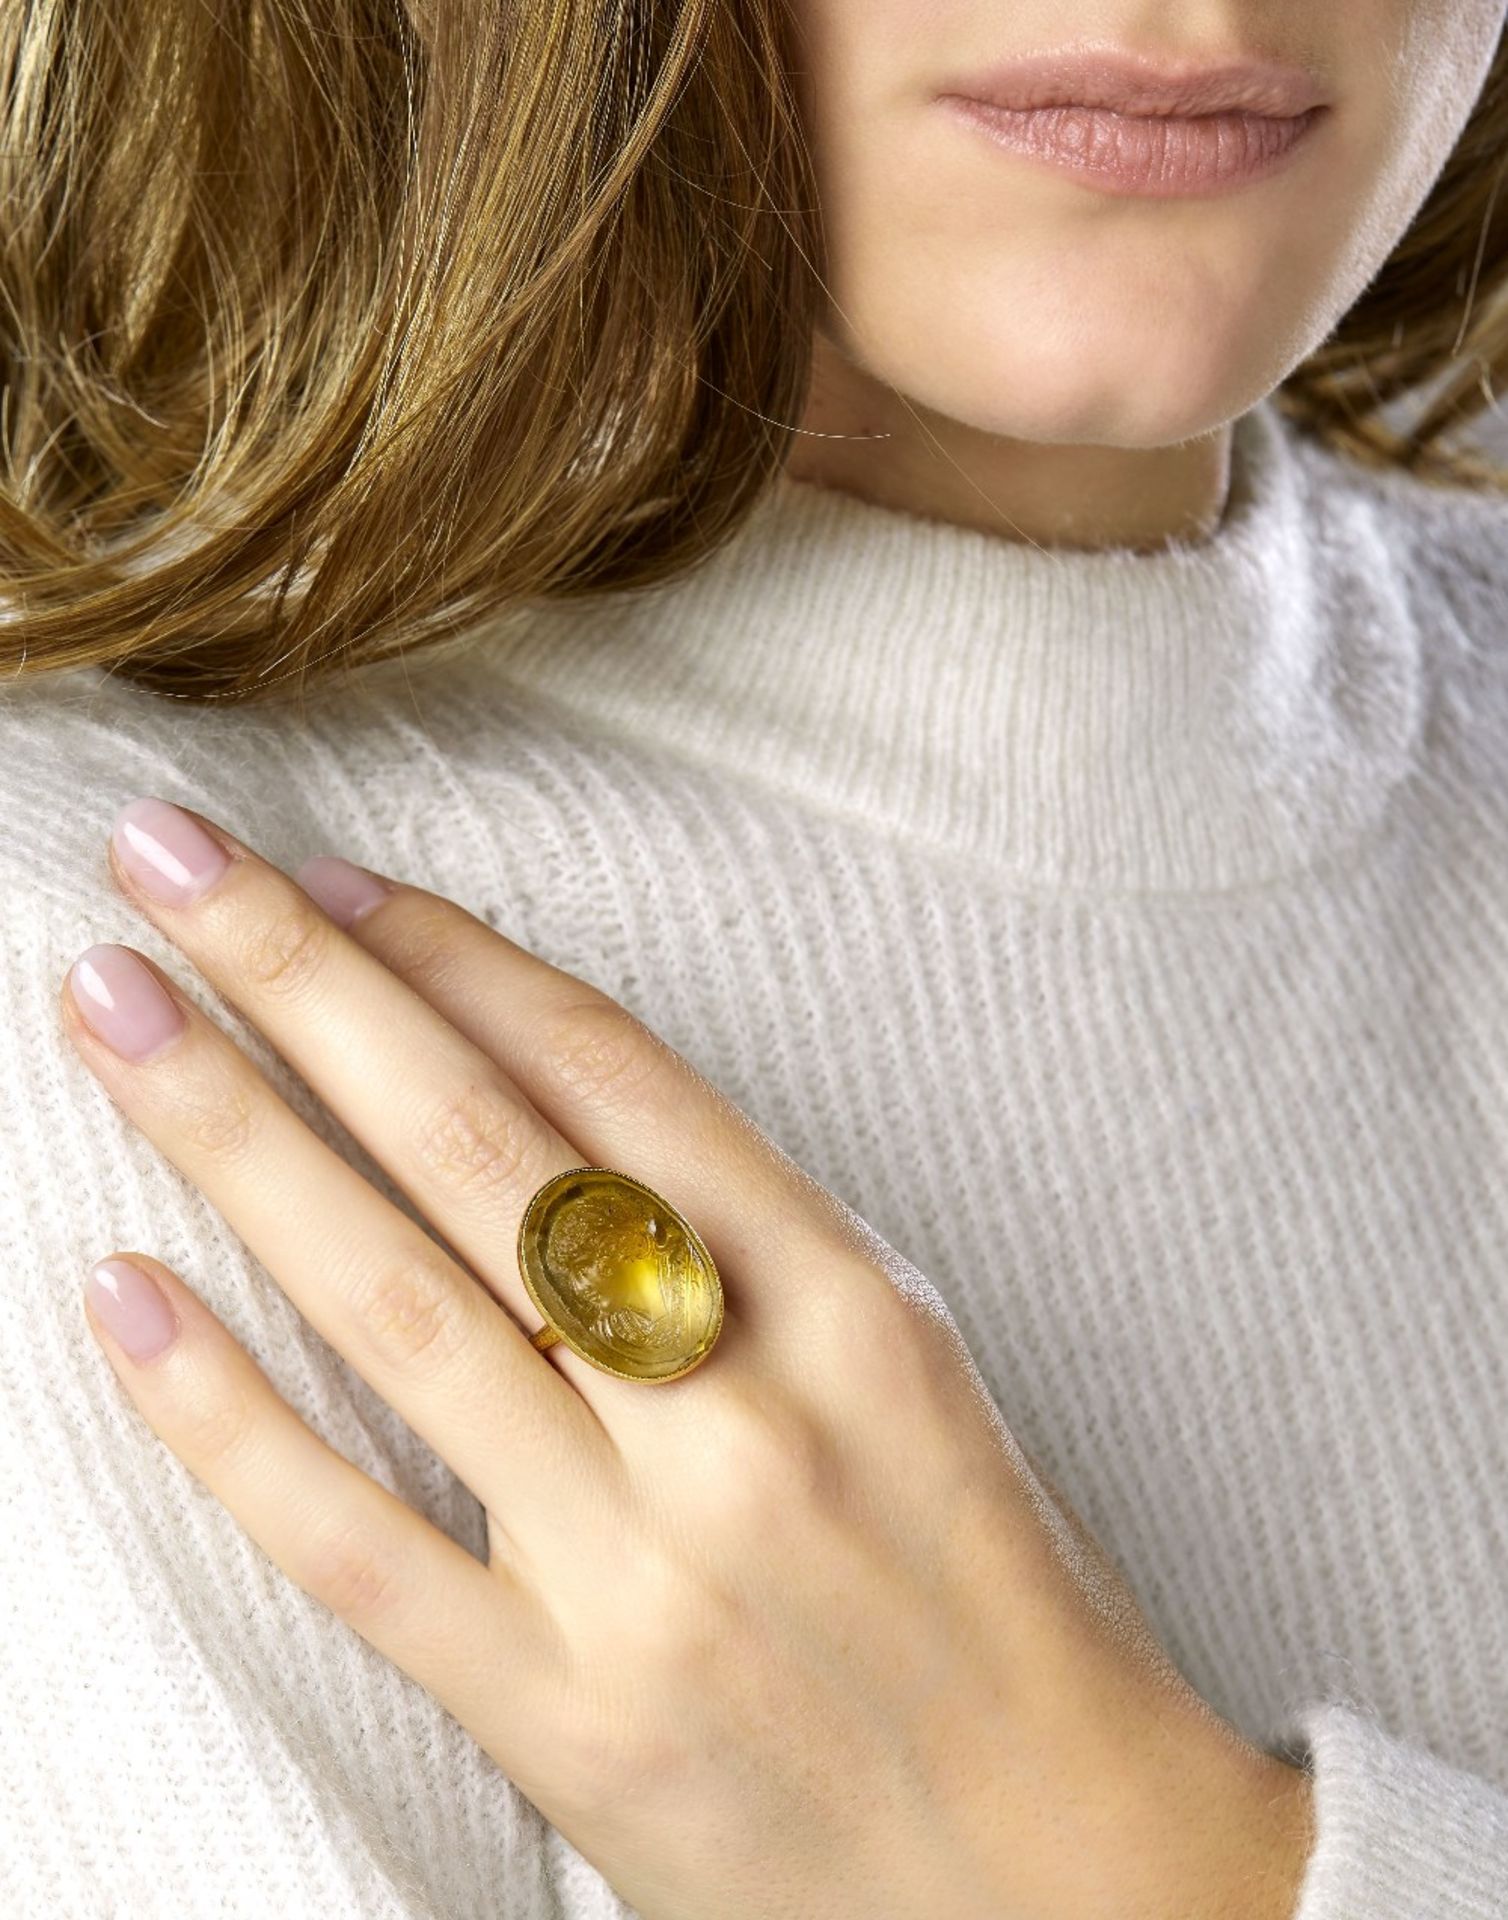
785;0;1508;447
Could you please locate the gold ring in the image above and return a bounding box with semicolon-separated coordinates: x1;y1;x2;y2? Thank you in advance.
517;1166;723;1383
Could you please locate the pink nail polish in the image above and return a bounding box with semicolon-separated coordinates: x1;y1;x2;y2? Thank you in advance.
68;944;186;1061
296;855;394;930
85;1258;180;1362
112;796;230;907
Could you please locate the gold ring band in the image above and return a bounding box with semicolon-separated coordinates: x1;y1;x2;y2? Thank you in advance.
517;1166;723;1384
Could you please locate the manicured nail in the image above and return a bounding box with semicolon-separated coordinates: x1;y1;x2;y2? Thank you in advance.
111;796;230;907
296;855;394;930
68;944;186;1061
85;1258;180;1363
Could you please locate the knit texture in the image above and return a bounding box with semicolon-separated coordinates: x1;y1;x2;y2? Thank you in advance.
1;394;1507;1917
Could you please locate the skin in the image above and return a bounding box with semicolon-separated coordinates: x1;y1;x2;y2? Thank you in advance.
66;806;1314;1919
782;0;1508;546
53;9;1506;1910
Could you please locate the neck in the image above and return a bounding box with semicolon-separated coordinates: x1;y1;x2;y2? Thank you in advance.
782;326;1235;553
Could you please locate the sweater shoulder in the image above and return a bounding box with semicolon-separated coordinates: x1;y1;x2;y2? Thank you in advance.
1390;464;1508;779
0;652;607;932
1315;441;1508;665
0;667;214;924
1298;436;1508;776
1393;463;1508;643
0;661;457;919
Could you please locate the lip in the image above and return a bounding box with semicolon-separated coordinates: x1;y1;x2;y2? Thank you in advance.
939;48;1328;119
936;47;1330;198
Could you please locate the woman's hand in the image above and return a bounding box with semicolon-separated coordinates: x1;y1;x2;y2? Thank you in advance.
61;795;1314;1920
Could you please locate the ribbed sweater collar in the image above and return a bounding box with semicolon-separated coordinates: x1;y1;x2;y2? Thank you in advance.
452;396;1431;893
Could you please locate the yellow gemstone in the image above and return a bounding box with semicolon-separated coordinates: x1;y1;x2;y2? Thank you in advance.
517;1167;723;1383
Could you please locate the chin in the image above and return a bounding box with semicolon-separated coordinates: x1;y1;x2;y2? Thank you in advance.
872;343;1267;447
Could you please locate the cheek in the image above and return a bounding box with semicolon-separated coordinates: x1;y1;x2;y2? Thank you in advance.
1293;0;1505;361
1341;0;1506;246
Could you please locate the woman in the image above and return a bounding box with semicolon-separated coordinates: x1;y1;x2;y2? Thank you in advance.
1;1;1506;1915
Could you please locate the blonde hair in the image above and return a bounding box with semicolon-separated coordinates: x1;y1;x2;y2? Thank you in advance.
2;3;1505;706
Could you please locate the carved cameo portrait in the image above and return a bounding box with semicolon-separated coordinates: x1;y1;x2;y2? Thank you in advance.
518;1168;723;1382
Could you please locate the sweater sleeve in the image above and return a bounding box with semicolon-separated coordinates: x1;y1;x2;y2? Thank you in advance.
1273;1698;1508;1918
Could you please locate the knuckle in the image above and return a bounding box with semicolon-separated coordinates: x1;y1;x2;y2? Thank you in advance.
541;997;673;1112
409;1080;536;1201
837;1267;928;1364
643;1563;737;1688
842;1274;961;1407
565;1524;714;1667
169;1064;259;1164
376;902;465;998
301;1516;407;1623
236;894;332;1002
553;1594;709;1818
344;1246;473;1377
613;1535;701;1651
549;1699;665;1827
803;1237;963;1402
175;1379;259;1467
700;1382;834;1520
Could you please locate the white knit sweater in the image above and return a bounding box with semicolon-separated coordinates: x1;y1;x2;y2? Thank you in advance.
3;395;1508;1919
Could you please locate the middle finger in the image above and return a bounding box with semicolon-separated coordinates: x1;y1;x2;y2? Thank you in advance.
105;796;648;1404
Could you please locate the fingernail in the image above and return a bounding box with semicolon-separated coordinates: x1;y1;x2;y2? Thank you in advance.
68;944;187;1062
111;796;230;907
85;1258;180;1363
296;855;394;930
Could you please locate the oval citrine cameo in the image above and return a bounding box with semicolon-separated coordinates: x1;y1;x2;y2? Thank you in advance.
517;1167;723;1383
